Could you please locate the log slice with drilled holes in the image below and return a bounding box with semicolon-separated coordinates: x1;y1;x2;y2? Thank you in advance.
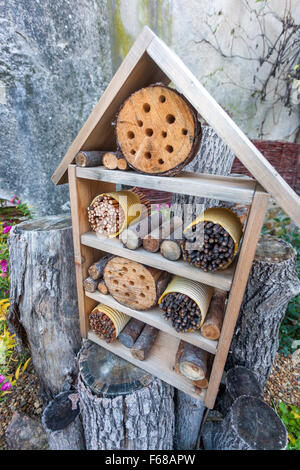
116;84;202;176
103;256;170;310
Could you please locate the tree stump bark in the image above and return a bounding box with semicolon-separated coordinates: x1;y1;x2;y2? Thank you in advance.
78;340;175;450
227;236;300;385
8;215;81;402
174;390;206;450
219;366;264;416
42;391;85;450
208;396;288;450
172;125;235;219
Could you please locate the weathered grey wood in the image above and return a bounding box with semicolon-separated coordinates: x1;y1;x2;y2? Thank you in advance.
175;390;206;450
209;396;288;450
220;366;264;416
8;215;81;402
227;236;300;385
78;341;175;450
118;317;145;348
76;166;256;204
42;391;85;450
172;126;235;220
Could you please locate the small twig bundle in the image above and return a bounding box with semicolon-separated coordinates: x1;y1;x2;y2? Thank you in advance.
89;304;130;343
89;311;117;343
182;222;235;272
87;194;125;236
160;293;203;332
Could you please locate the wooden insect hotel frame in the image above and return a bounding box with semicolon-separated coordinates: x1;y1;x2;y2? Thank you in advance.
52;27;300;410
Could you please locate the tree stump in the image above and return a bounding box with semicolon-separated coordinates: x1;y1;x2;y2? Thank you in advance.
8;215;81;402
78;340;175;450
42;391;85;450
227;236;300;385
172;125;235;219
174;390;206;450
208;396;288;450
219;366;264;416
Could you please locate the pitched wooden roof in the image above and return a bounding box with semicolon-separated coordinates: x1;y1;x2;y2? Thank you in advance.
51;26;300;227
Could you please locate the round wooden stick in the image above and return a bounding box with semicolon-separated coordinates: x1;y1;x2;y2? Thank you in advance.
120;212;165;250
179;342;208;381
118;317;145;348
83;276;98;293
88;255;112;281
143;216;183;253
75;150;106;167
200;289;227;340
131;324;159;361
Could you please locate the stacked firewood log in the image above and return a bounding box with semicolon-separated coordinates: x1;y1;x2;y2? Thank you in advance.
175;341;213;392
118;318;159;361
83;255;111;294
75;150;128;170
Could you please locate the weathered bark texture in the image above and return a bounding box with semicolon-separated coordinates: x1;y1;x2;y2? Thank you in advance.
42;391;85;450
220;366;264;416
78;340;175;450
172;125;235;219
206;396;288;450
8;215;81;402
174;390;206;450
227;236;300;385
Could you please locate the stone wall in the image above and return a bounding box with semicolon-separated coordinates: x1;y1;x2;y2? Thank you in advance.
0;0;112;215
108;0;300;142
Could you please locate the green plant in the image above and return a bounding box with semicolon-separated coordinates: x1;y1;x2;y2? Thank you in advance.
262;211;300;356
277;402;300;450
0;197;33;300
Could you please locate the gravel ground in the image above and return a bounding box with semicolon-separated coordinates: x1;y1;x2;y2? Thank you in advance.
0;365;43;450
264;351;300;408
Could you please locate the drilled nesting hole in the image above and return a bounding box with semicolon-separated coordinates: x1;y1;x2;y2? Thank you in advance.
127;131;135;139
182;128;188;135
158;159;164;165
132;268;136;273
166;145;174;153
113;280;118;285
140;293;145;298
145;128;153;137
166;114;176;124
122;267;128;272
159;95;166;103
129;281;134;286
162;131;167;138
130;149;136;155
125;293;130;297
139;275;145;280
143;103;151;113
145;152;152;159
137;120;143;127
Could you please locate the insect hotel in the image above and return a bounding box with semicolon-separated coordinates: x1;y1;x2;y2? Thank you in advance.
51;26;300;411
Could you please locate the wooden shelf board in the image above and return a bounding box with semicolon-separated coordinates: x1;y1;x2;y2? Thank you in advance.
76;166;256;204
81;232;235;291
85;290;218;354
88;330;206;402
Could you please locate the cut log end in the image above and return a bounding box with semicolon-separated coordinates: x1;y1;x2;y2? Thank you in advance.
130;324;159;361
104;256;169;310
116;84;201;176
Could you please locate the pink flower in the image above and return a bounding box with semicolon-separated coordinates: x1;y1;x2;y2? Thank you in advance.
0;273;7;278
1;382;11;391
3;226;12;234
0;260;8;272
0;375;5;384
9;196;17;204
4;290;9;295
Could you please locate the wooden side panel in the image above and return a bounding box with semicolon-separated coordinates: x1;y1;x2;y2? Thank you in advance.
147;37;300;227
68;164;116;337
204;187;269;408
52;27;169;186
